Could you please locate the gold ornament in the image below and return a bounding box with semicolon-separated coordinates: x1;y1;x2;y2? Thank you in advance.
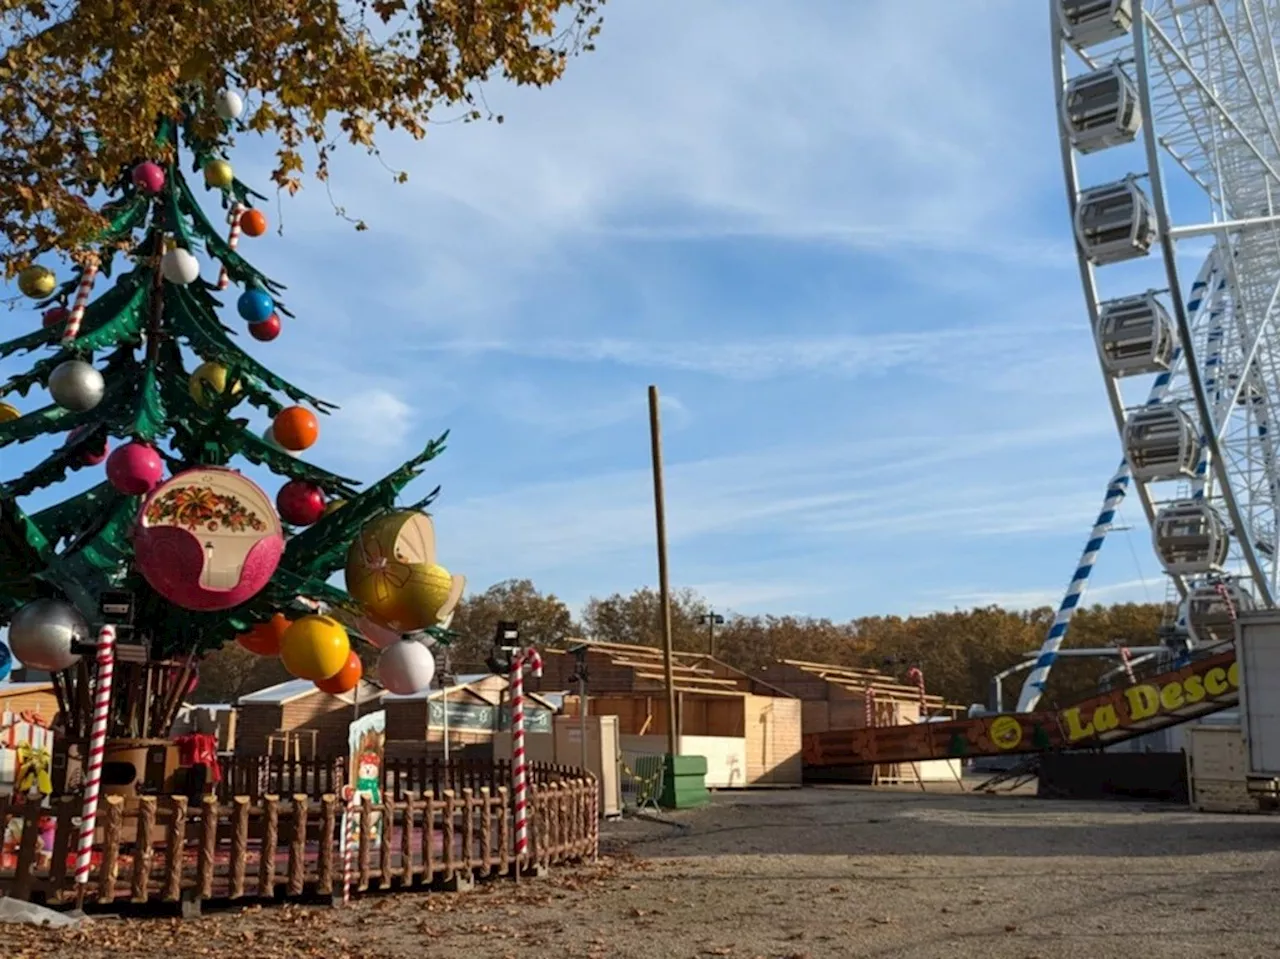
204;159;234;189
322;499;346;517
344;511;465;632
17;265;55;299
188;361;241;409
0;402;19;423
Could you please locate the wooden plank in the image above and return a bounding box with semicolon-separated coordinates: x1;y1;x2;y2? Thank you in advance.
442;790;456;881
400;795;416;886
479;787;492;875
229;796;250;899
48;796;76;897
497;787;510;875
132;796;157;902
422;794;437;882
12;807;42;901
317;794;337;896
259;795;280;899
378;801;393;885
288;795;308;896
461;788;474;871
197;796;218;901
97;796;124;905
163;796;188;902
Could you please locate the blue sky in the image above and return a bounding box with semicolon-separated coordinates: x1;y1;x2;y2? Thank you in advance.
3;0;1205;622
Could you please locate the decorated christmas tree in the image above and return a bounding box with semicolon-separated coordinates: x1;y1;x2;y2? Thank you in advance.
0;90;460;750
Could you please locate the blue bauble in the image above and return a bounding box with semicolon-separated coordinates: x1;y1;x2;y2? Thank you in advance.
237;288;275;324
0;642;12;683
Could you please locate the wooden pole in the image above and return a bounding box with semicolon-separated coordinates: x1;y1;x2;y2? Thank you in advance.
647;385;678;760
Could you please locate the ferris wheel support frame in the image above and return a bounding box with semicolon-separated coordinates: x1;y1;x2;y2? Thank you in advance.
1130;1;1276;608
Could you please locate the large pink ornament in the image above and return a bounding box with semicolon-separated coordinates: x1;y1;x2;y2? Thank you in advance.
357;615;402;650
132;467;284;612
131;161;166;195
106;442;164;495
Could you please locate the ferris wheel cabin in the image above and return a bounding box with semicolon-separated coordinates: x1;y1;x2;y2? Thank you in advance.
1062;64;1142;154
1095;292;1176;376
1153;501;1230;576
1186;582;1254;645
1074;178;1157;265
1057;0;1134;51
1122;405;1201;482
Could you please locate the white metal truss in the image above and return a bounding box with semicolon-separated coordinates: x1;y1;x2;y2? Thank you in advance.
1021;0;1280;711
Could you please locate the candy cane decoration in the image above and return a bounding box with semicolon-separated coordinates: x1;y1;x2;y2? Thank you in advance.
510;646;543;868
340;792;362;904
61;259;99;344
906;666;927;716
864;687;877;729
216;203;245;290
74;625;116;885
1119;646;1136;685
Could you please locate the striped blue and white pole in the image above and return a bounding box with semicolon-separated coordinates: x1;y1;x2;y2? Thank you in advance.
1015;257;1218;713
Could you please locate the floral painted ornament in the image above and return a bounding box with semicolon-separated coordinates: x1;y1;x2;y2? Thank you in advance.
133;467;284;611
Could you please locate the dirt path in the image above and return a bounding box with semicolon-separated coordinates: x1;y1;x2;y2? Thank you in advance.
11;784;1280;959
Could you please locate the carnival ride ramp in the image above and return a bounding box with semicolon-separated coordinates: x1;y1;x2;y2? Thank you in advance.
802;647;1239;768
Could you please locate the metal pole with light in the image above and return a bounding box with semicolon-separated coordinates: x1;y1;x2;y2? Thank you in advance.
699;611;725;658
648;386;679;761
568;644;590;773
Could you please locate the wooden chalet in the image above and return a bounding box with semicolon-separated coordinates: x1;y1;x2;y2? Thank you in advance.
531;640;803;787
752;659;966;785
235;679;384;759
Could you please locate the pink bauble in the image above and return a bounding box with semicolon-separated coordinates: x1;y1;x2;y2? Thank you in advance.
133;467;284;612
357;616;402;650
277;480;326;526
106;442;164;495
68;425;109;467
131;161;166;195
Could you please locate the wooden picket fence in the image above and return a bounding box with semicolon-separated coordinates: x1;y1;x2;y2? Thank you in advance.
0;766;598;910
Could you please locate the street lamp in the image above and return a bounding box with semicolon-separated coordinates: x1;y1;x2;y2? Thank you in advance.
486;620;521;675
699;611;725;658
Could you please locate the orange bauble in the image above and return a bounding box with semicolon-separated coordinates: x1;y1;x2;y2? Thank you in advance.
240;208;268;237
272;406;319;452
236;612;292;656
315;650;363;695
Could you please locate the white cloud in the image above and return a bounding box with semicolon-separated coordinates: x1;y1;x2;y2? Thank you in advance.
433;416;1117;579
942;577;1163;612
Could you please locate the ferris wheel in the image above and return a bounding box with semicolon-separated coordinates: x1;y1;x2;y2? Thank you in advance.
1017;0;1280;712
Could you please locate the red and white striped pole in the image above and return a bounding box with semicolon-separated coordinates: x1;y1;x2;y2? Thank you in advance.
61;259;99;344
74;625;116;885
865;687;877;729
217;203;245;291
1215;581;1238;627
341;792;361;904
510;646;542;869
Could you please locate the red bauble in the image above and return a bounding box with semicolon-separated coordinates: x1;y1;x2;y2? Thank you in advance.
67;425;109;466
42;307;68;330
249;314;281;342
240;208;268;237
277;480;326;526
315;651;362;695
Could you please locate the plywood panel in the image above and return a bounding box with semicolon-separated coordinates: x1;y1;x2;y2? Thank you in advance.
743;696;802;785
679;735;747;788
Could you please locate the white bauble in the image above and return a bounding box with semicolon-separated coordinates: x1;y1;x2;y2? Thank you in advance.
357;616;402;650
378;640;436;695
8;598;87;672
160;248;200;285
264;426;301;458
214;89;244;121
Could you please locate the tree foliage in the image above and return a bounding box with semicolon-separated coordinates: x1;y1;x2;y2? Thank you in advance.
0;0;605;274
447;578;578;666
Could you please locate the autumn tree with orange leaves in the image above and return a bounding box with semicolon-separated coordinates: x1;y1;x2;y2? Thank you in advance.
0;0;605;275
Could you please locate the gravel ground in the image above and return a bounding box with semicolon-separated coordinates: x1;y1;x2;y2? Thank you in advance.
10;781;1280;959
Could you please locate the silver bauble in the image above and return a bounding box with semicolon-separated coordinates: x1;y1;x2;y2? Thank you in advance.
160;248;200;285
48;360;105;412
378;640;435;696
214;89;244;121
8;598;87;672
